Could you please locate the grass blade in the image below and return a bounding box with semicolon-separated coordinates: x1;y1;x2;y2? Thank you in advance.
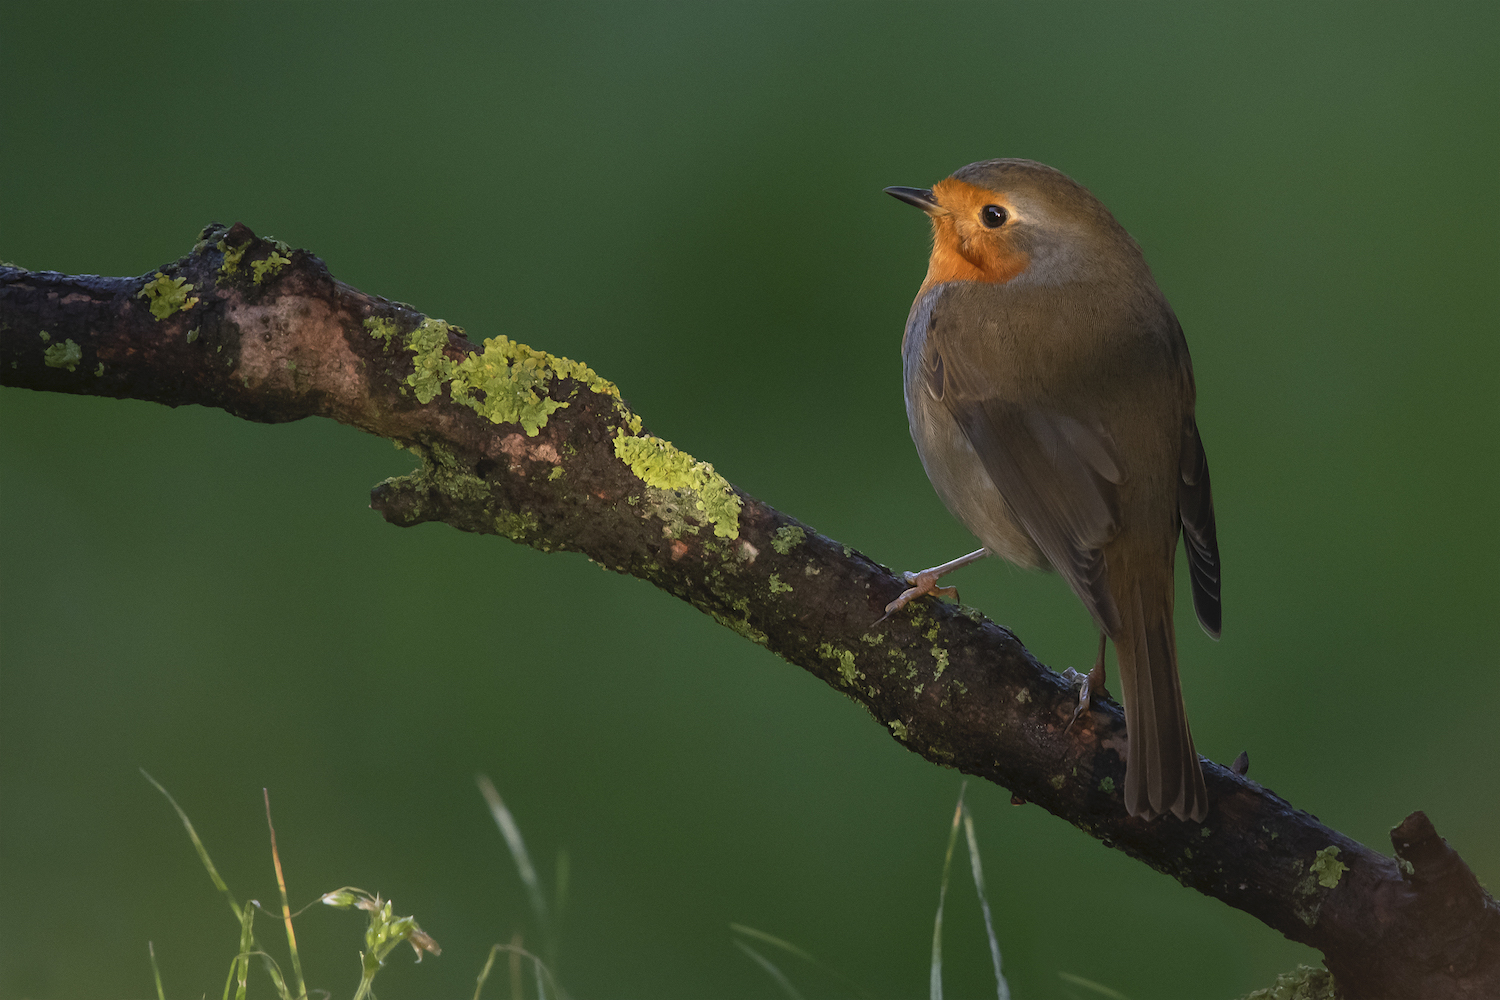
553;848;570;942
733;940;806;1000
263;789;306;1000
1058;970;1132;999
509;933;524;1000
931;783;967;1000
233;901;256;1000
962;805;1009;1000
148;941;165;1000
471;940;566;1000
729;924;871;1000
533;954;548;1000
472;944;499;1000
141;770;242;922
729;924;816;964
477;775;550;932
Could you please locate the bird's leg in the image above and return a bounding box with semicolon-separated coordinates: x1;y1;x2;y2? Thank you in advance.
1067;633;1109;731
883;548;988;615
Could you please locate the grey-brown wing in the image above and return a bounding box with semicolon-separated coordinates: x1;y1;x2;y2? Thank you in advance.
947;395;1126;636
1178;416;1222;638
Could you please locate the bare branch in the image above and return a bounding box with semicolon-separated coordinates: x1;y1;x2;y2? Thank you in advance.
3;225;1495;999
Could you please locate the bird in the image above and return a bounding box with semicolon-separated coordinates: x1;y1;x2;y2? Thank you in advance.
884;159;1221;823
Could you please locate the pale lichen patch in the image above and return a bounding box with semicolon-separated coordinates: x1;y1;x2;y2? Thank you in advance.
818;643;862;686
1310;847;1348;889
251;248;292;284
713;610;767;645
43;338;82;371
137;272;199;320
391;320;630;438
771;525;805;554
614;434;741;539
217;239;247;276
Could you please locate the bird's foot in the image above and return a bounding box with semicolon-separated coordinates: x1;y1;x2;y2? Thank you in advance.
1065;659;1108;733
884;568;959;615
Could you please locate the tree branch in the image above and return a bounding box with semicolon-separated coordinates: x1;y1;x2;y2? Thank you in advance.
3;225;1495;999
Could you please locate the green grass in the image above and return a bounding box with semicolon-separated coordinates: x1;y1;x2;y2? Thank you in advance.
142;770;445;1000
140;771;1323;999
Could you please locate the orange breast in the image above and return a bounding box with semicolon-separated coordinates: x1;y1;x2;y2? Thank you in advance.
917;179;1030;297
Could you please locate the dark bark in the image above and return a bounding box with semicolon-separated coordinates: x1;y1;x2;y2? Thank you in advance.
3;225;1495;1000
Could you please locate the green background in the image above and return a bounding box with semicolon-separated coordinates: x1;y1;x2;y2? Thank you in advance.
2;4;1496;998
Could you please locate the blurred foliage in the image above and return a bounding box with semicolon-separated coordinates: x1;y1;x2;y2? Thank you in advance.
2;3;1496;998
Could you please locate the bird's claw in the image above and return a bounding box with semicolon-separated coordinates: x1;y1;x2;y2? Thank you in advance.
884;570;959;615
1065;661;1107;734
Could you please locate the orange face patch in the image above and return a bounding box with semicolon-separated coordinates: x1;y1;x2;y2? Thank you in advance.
917;178;1029;296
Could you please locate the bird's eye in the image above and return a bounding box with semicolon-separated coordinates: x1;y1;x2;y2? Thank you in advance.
980;205;1008;228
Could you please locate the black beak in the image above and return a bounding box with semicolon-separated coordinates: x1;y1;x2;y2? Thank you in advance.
884;186;940;213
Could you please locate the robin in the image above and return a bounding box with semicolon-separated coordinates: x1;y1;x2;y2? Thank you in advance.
884;159;1221;822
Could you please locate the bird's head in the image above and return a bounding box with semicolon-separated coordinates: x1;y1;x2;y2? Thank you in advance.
887;159;1142;296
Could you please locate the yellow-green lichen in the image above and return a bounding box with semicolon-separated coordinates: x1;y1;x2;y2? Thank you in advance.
454;336;580;432
932;648;949;679
364;316;399;349
818;643;862;686
186;327;199;344
712;610;767;645
93;362;104;376
38;330;50;342
889;720;909;740
635;486;702;540
217;239;247;276
771;525;805;554
614;434;741;539
137;272;199;320
494;510;540;539
769;573;792;594
1098;776;1115;793
386;442;492;521
1310;847;1347;889
1049;774;1066;790
1238;965;1338;1000
404;319;456;403
43;338;82;371
395;319;628;439
547;467;565;481
251;243;292;284
1014;688;1031;704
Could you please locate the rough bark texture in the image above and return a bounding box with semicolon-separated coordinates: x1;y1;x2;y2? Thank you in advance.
3;225;1495;999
